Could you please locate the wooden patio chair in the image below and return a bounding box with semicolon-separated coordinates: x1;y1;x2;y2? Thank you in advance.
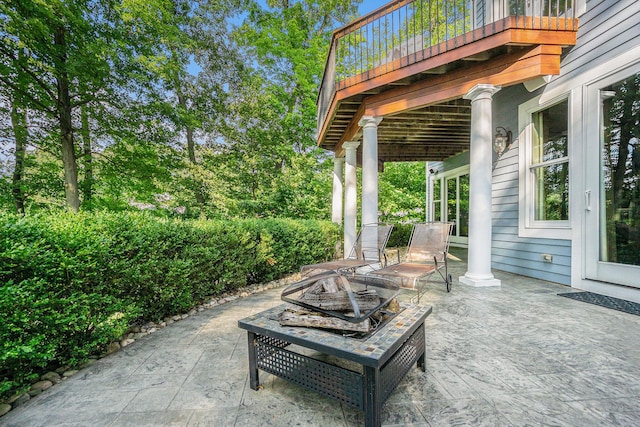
300;223;394;277
366;222;453;301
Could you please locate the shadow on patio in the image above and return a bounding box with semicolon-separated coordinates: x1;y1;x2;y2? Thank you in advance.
2;252;640;426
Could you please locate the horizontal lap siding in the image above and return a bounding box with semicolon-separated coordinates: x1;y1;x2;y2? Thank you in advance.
437;0;638;286
492;81;571;285
551;0;640;89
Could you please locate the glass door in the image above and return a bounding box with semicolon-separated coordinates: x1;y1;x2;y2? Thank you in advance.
444;170;469;246
585;70;640;288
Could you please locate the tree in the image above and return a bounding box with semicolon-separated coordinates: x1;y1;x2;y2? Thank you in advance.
0;0;180;211
378;162;426;223
226;0;361;219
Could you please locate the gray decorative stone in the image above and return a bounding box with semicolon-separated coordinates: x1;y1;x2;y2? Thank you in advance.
120;338;135;348
0;403;11;417
10;393;29;408
27;389;42;397
6;393;24;404
41;371;61;384
62;370;78;378
30;380;53;393
106;341;120;354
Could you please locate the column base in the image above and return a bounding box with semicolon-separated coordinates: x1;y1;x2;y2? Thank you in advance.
459;274;501;287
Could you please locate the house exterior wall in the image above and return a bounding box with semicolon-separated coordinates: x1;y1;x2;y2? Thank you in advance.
492;84;571;285
432;0;640;294
489;0;640;291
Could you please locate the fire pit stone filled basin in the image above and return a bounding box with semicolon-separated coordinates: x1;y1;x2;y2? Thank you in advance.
280;271;401;336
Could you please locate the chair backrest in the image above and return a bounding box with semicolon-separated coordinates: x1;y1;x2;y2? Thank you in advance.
347;223;394;261
405;222;453;263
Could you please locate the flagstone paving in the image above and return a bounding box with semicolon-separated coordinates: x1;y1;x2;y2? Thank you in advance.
2;253;640;426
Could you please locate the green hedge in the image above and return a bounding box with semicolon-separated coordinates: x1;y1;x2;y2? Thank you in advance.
387;223;413;248
0;211;339;399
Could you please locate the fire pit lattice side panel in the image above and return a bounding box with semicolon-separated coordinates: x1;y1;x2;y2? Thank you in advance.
255;335;365;409
380;323;426;403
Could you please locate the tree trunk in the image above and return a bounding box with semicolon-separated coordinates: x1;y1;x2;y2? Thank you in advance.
55;26;80;212
177;90;206;210
80;105;93;207
10;101;28;215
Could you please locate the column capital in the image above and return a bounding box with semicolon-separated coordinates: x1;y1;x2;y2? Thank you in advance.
463;84;501;102
342;140;361;150
358;115;383;128
333;155;345;164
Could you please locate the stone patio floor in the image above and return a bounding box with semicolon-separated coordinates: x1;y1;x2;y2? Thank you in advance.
2;252;640;426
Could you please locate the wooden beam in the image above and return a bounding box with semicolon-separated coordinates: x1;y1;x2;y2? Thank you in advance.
317;15;577;149
365;45;561;117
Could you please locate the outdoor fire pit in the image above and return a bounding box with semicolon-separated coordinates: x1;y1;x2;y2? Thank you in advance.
238;271;432;427
280;271;401;337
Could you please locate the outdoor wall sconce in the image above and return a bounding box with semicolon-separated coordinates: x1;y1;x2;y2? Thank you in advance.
493;127;512;155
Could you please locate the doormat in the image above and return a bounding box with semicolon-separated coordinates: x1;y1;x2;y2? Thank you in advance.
558;292;640;316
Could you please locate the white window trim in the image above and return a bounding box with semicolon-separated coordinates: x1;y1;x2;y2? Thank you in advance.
518;94;572;239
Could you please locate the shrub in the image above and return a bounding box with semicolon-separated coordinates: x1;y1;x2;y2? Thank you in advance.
0;211;339;399
387;223;414;248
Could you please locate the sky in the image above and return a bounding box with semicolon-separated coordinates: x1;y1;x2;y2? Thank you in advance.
358;0;393;17
186;0;393;75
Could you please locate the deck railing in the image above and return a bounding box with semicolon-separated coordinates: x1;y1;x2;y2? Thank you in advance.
317;0;577;136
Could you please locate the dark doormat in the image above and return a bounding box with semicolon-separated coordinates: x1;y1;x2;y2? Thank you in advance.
558;291;640;316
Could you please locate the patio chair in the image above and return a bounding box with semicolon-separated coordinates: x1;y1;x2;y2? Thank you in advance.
300;223;394;277
366;222;453;300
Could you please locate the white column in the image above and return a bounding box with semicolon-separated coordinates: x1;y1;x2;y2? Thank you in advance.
332;156;345;224
460;84;501;287
343;141;360;258
358;116;382;227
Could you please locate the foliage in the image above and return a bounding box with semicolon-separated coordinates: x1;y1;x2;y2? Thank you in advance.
0;211;339;399
379;162;427;224
0;0;378;222
387;223;414;248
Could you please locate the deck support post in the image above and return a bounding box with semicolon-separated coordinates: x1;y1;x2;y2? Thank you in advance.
359;116;383;253
359;116;382;230
343;141;360;258
460;84;501;287
332;156;345;224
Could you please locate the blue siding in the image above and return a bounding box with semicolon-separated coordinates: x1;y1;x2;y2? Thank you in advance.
554;1;640;86
434;0;640;286
490;78;572;284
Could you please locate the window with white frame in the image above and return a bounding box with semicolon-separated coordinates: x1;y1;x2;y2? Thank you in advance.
519;96;571;239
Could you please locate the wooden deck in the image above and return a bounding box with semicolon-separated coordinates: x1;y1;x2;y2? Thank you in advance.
317;0;579;163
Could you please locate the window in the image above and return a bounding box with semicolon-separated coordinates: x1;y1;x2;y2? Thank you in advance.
519;96;571;238
531;101;569;221
430;165;469;245
432;178;441;221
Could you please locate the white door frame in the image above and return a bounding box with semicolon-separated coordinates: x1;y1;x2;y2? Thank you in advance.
583;63;640;289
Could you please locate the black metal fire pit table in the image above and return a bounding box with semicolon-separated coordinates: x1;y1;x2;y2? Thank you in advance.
238;303;432;427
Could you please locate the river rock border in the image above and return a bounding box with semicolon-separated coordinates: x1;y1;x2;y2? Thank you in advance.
0;273;302;418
